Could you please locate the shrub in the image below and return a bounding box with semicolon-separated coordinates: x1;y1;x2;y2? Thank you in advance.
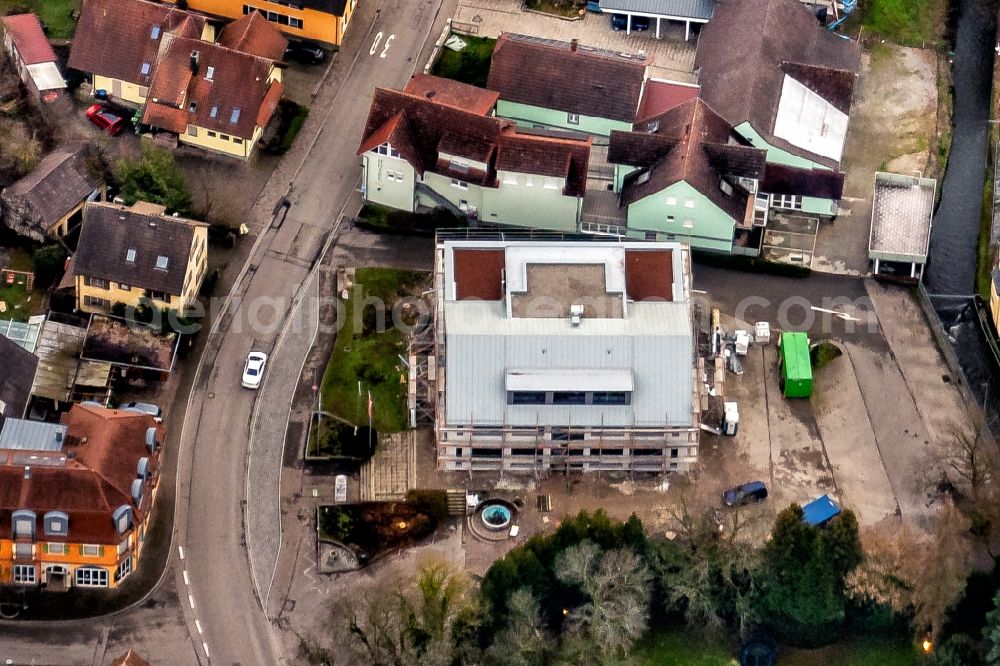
32;244;66;287
406;490;449;523
114;146;191;214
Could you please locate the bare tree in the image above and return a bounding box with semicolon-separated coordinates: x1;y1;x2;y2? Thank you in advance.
554;542;652;664
930;417;997;502
846;500;974;640
485;588;551;666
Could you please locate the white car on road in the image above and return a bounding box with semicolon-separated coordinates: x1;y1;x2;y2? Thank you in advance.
242;351;268;389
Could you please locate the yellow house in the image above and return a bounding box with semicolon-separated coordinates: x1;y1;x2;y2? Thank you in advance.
164;0;358;47
141;12;287;160
69;0;214;107
991;270;1000;335
73;201;208;315
0;404;163;590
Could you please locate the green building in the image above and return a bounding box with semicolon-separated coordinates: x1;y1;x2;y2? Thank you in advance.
486;33;648;138
779;331;813;399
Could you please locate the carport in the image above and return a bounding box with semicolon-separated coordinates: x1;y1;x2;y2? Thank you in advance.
599;0;715;40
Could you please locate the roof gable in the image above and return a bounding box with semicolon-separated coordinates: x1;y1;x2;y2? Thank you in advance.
217;11;287;61
487;33;649;123
1;148;103;232
1;14;58;65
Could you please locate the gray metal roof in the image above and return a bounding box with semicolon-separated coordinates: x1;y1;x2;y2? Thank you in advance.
444;302;693;428
868;172;936;262
0;418;68;451
599;0;715;21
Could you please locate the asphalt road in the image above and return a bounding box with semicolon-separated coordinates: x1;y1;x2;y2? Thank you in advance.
172;1;445;664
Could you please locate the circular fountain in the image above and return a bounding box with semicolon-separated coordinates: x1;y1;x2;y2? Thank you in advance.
469;498;518;540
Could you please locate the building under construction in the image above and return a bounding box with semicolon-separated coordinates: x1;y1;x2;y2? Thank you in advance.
429;235;702;473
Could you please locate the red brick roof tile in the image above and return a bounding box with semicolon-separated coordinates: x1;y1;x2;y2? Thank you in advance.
403;74;499;116
1;14;57;65
217;11;287;61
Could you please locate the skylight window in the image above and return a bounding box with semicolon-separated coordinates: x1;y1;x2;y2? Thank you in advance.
209;106;218;119
230;108;241;124
205;66;215;81
189;101;198;112
151;25;161;39
126;248;137;263
155;256;169;271
140;62;151;76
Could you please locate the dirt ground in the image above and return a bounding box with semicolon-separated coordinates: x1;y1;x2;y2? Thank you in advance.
813;44;939;275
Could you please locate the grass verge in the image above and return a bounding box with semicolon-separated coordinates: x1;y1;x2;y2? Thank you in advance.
432;35;496;88
856;0;947;47
318;267;429;434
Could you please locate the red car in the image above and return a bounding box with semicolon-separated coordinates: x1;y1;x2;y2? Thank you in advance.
85;104;126;136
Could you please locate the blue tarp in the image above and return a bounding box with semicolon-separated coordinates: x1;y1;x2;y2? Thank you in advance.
802;494;841;527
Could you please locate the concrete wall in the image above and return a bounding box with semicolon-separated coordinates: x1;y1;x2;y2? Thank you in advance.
480;170;580;231
496;100;632;137
364;153;418;212
626;180;736;252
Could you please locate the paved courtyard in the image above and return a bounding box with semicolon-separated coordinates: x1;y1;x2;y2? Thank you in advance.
452;0;697;82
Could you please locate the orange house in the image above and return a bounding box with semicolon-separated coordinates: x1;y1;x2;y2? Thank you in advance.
0;404;163;590
163;0;358;46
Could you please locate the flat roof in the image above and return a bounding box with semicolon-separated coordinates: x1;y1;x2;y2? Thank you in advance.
81;314;179;372
26;62;67;92
869;172;936;262
0;418;67;452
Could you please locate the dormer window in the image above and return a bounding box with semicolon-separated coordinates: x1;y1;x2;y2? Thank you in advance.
155;256;169;271
126;248;137;263
206;66;215;81
376;143;400;158
43;511;69;537
12;509;35;538
113;505;132;534
145;426;159;452
130;479;143;507
150;25;161;39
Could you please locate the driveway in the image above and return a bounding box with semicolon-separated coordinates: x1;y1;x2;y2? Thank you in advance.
452;0;697;82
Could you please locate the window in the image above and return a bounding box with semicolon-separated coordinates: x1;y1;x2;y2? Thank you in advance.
665;196;677;206
508;391;546;405
720;179;733;195
13;565;36;585
75;567;109;587
140;62;151;76
386;170;404;182
567;113;580;125
13;543;32;558
220;133;230;141
502;173;518;185
666;215;675;223
126;248;137;263
84;296;111;309
591;391;630;405
551;429;586;442
230;108;241;124
44;511;68;537
543;177;559;190
233;137;244;144
46;542;67;555
772;194;802;210
189;101;198;112
150;25;161;39
114;505;131;534
525;176;534;187
450;158;469;174
81;544;102;557
13;510;35;537
377;144;400;158
644;231;658;241
551;391;587;405
684;198;695;208
207;130;217;138
209;106;218;119
85;276;108;289
450;179;468;190
206;66;215;81
289;16;303;28
118;283;130;291
187;125;197;137
115;556;133;582
117;537;130;555
155;256;169;270
670;448;679;458
145;289;169;301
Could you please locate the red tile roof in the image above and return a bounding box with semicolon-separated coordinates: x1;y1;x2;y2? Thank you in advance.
217;11;287;61
636;79;700;123
69;0;207;89
403;74;500;116
142;36;281;139
487;33;649;123
0;404;162;544
358;87;591;197
1;14;57;65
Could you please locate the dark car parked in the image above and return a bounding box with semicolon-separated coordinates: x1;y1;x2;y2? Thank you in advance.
722;481;768;507
611;13;649;31
284;41;326;64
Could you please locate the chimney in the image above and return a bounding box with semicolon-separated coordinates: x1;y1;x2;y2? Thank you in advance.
570;38;578;52
190;50;200;75
23;466;30;480
570;304;584;327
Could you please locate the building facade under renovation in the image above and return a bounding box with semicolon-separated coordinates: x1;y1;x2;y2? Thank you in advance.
433;237;700;473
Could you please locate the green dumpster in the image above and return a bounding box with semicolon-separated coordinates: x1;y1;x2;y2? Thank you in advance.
779;331;813;398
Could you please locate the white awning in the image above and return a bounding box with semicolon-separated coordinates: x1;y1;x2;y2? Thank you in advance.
505;369;634;393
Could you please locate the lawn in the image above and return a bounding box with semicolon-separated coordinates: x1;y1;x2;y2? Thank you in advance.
524;0;586;17
318;267;430;434
0;0;81;39
432;35;496;88
634;630;917;666
857;0;947;46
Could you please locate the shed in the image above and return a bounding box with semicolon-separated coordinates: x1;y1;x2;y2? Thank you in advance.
0;14;66;101
779;331;812;398
868;172;936;283
802;494;841;527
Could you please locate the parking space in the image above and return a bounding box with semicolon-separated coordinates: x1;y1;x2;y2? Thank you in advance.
452;0;697;82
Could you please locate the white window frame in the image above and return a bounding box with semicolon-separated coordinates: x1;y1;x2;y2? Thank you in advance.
772;194;803;210
75;567;109;588
13;543;33;558
115;556;133;582
81;544;101;557
289;16;303;28
567;113;580;125
684;198;695;208
720;179;733;195
46;542;67;555
543;177;559;190
13;565;36;585
665;196;677;206
450;179;468;190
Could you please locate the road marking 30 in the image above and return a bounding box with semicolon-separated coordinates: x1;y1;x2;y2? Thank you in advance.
370;32;395;58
